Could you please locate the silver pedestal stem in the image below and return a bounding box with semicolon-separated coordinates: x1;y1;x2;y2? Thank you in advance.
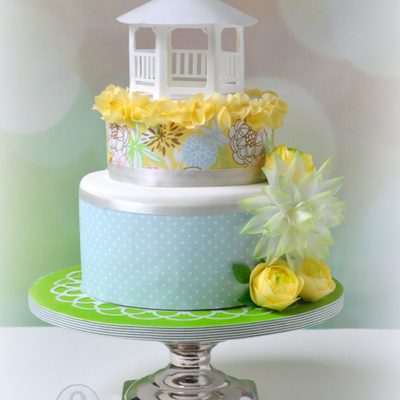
124;341;258;400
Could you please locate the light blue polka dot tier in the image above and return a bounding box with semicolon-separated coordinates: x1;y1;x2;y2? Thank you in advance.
79;171;265;311
80;200;259;310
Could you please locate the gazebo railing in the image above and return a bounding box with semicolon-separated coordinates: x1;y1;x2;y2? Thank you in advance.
171;50;208;82
134;51;156;83
131;49;241;96
221;51;240;84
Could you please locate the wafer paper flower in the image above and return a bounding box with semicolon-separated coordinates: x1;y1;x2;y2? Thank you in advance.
241;151;347;272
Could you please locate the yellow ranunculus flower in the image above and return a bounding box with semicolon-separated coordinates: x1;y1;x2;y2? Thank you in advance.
249;260;304;311
299;259;336;302
265;145;315;173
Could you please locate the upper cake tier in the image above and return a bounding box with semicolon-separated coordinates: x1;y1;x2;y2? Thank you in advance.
93;0;288;186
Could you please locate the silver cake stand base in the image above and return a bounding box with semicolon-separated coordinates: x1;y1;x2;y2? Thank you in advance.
28;267;344;400
123;342;257;400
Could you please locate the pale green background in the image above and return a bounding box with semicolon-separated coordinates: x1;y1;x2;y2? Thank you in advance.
1;0;399;328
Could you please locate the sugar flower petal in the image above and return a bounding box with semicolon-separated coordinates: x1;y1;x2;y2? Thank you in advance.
317;157;332;180
253;236;271;260
297;169;319;201
240;195;275;213
287;151;306;185
241;216;267;235
321;176;345;195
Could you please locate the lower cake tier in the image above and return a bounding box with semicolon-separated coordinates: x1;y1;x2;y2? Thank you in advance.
79;171;265;310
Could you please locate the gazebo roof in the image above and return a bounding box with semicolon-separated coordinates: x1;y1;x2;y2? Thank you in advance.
117;0;257;27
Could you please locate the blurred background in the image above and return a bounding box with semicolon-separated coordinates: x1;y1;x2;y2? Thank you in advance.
1;0;399;328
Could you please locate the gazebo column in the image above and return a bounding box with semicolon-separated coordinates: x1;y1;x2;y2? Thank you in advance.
154;26;169;99
237;26;245;93
129;25;138;92
206;25;221;96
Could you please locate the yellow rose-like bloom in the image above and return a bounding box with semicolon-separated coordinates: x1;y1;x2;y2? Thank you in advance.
299;259;336;302
227;92;252;122
246;99;269;131
250;260;304;311
213;93;232;128
265;145;315;173
260;92;288;130
109;92;136;127
93;85;125;120
244;88;265;97
146;97;179;127
168;93;214;129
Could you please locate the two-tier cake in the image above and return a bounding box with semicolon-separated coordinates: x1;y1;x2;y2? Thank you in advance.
80;0;346;312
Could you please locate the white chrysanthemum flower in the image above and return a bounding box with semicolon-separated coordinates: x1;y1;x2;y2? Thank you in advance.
241;152;347;272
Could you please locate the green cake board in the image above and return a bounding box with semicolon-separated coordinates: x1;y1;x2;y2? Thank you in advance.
29;265;344;330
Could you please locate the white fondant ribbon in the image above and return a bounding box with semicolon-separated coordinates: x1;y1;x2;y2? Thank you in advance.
79;187;251;216
108;162;266;187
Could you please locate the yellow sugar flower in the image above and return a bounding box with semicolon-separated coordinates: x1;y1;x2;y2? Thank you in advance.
299;259;336;302
94;87;288;132
246;99;269;131
227;92;252;122
213;92;231;128
169;94;213;129
265;145;315;173
109;96;135;128
93;85;124;119
148;97;179;127
157;97;179;114
129;92;154;122
245;88;265;97
260;92;288;130
249;260;304;311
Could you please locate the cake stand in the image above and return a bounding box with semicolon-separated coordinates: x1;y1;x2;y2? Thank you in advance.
29;266;344;400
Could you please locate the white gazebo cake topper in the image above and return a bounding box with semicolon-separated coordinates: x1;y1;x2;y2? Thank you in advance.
117;0;257;99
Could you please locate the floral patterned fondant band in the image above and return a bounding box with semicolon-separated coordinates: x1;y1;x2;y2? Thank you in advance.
106;119;274;186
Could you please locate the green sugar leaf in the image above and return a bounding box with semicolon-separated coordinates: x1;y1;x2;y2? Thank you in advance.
233;263;251;284
238;290;257;308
